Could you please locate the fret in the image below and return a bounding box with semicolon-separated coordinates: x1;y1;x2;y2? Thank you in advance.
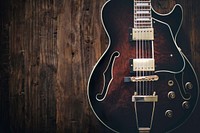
135;5;150;8
135;3;150;6
134;21;152;28
134;23;152;27
134;25;152;28
134;14;151;17
134;22;151;24
134;0;151;5
134;22;152;24
135;10;150;14
134;6;151;10
134;19;152;23
135;18;151;21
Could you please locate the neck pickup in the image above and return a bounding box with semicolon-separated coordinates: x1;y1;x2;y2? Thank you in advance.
132;28;154;40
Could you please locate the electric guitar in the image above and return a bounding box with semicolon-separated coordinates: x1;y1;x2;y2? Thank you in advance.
87;0;199;132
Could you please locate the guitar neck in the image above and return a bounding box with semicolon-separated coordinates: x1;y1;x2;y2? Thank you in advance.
134;0;152;28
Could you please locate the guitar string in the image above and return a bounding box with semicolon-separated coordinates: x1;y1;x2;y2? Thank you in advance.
139;1;142;95
141;0;145;95
142;2;145;95
141;1;144;95
135;1;138;95
149;1;151;95
146;1;151;95
138;0;141;95
147;1;150;95
145;0;150;95
137;0;141;95
150;0;154;95
138;0;142;95
148;1;151;95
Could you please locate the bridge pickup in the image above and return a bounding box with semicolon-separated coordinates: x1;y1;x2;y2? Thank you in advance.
124;75;159;82
132;28;154;40
132;92;158;102
130;58;155;71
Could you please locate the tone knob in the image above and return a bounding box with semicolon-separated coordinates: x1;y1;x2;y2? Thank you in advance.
165;110;173;118
182;101;190;110
168;91;176;99
185;82;193;90
168;80;174;86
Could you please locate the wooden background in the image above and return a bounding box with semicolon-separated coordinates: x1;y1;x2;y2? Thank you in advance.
0;0;200;132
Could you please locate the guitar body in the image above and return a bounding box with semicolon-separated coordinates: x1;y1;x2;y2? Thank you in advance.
87;0;199;132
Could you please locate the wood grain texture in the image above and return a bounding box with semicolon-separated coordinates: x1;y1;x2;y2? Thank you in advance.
0;0;199;133
0;0;10;132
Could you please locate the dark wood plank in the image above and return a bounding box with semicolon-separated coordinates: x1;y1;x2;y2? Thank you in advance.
9;0;57;132
0;0;10;132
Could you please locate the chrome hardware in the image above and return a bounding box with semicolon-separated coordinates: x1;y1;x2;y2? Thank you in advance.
133;92;156;133
132;28;154;40
132;58;155;71
168;91;176;99
185;82;193;90
168;80;174;86
182;101;190;110
165;110;173;118
132;92;158;102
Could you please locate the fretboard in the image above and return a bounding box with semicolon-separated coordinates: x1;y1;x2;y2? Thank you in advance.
134;0;152;28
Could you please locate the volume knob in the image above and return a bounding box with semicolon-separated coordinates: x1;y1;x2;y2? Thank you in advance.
182;101;190;110
165;110;173;118
185;82;193;90
168;91;176;99
168;80;174;86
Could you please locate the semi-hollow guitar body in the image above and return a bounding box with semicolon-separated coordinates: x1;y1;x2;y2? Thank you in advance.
87;0;199;132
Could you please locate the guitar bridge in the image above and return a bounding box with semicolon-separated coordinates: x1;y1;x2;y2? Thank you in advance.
124;75;159;82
